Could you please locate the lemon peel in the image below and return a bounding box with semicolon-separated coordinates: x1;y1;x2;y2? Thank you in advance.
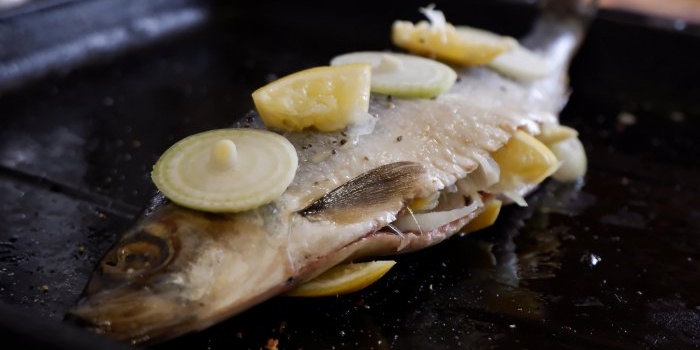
285;261;397;297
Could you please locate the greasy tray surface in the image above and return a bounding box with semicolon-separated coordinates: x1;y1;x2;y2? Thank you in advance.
1;1;699;349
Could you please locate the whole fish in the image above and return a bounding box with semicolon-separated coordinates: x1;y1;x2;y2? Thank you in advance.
67;1;595;345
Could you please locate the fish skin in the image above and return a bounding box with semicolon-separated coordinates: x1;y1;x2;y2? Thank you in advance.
67;4;593;345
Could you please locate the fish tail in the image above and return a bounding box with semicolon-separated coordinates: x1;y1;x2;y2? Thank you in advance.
524;0;599;68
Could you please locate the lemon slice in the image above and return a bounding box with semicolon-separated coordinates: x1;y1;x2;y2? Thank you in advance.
487;44;552;80
461;199;502;233
330;51;457;98
492;130;559;188
251;63;372;132
285;260;397;297
391;6;516;66
151;128;298;213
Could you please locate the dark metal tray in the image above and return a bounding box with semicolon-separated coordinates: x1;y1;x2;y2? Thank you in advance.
1;0;699;349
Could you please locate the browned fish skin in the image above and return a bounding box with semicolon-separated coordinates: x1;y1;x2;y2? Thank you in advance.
67;2;594;345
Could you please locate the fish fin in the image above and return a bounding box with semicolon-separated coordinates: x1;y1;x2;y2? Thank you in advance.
301;161;427;224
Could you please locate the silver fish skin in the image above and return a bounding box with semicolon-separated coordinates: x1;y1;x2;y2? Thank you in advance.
67;2;594;345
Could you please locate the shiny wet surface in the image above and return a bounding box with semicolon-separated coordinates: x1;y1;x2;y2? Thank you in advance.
1;1;699;349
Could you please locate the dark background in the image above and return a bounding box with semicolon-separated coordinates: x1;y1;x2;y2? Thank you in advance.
1;0;699;349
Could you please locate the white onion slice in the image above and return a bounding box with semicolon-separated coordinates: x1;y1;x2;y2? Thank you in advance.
393;200;479;233
456;152;500;195
549;137;587;182
502;190;528;207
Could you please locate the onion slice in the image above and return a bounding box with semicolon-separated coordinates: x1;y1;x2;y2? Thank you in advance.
151;128;298;213
330;51;457;99
393;200;479;233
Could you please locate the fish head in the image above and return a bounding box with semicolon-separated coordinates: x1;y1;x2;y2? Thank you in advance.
66;205;266;345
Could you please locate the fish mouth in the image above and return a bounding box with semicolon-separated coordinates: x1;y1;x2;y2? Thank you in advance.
65;287;197;345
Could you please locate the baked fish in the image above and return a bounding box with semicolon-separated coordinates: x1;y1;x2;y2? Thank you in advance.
67;1;594;345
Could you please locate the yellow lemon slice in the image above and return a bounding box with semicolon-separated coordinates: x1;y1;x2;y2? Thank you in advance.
391;6;516;66
461;199;502;233
492;130;559;188
252;63;372;132
151;128;298;213
330;51;457;98
285;260;397;297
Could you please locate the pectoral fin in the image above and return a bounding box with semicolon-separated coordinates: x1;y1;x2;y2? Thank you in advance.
301;161;426;224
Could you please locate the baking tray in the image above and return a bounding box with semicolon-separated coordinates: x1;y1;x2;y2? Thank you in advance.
1;0;699;349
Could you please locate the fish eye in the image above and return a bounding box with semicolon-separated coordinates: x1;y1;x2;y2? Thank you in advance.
101;230;174;278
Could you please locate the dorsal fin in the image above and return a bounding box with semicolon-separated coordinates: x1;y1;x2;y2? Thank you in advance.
300;161;426;224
